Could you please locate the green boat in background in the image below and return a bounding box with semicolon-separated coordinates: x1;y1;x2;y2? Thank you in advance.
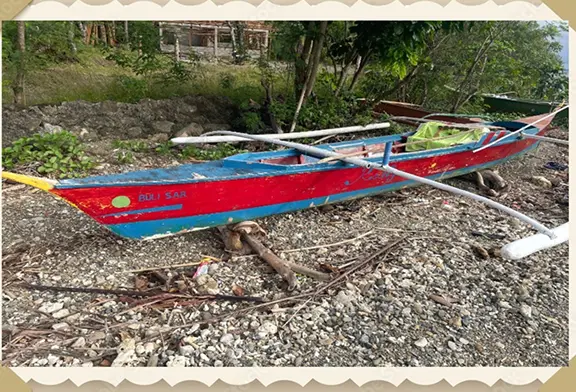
480;94;568;119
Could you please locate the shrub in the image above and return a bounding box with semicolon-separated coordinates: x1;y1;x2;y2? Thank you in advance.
2;131;95;178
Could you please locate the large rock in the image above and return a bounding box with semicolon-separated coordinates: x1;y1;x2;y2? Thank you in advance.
151;121;175;135
203;123;231;132
174;122;204;138
2;95;235;146
125;127;144;138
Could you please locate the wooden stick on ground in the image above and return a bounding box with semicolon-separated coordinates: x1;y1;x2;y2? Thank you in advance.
239;231;298;291
225;222;334;284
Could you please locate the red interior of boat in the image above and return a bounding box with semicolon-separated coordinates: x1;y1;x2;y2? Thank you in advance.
257;138;409;166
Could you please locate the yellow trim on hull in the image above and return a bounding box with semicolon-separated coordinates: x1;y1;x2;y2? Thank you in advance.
2;171;57;192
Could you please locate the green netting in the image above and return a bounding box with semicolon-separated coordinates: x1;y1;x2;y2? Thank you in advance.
405;122;487;152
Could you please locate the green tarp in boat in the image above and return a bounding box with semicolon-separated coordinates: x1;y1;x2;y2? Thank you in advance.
405;122;486;152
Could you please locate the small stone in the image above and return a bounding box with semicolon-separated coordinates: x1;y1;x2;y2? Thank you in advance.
214;360;224;367
167;355;187;367
147;355;159;367
52;322;70;332
112;350;135;367
448;341;457;350
320;337;334;346
517;285;530;301
87;331;106;343
257;321;278;337
499;301;512;309
413;303;423;315
135;344;145;355
47;354;59;366
450;315;462;328
39;302;63;314
459;338;470;345
401;307;411;316
179;345;195;356
81;361;94;368
520;304;532;319
208;263;219;274
531;176;552;188
335;291;353;306
220;333;234;345
72;337;86;349
495;342;506;350
414;337;428;348
52;309;70;319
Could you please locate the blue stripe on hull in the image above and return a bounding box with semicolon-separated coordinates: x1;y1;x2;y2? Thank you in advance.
105;145;536;240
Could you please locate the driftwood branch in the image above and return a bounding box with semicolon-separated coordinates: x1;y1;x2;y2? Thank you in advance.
219;222;334;286
240;232;298;291
17;283;264;303
466;169;510;197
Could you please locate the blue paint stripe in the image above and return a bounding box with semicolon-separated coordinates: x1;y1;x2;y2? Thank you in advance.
105;144;537;240
101;204;183;218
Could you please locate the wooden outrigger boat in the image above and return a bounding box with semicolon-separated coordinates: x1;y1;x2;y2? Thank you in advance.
1;107;569;260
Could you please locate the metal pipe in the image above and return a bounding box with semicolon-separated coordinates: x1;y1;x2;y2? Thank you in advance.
172;122;391;144
203;130;555;238
473;105;569;153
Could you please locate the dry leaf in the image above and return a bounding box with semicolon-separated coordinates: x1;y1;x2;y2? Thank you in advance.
471;244;490;259
134;275;149;291
429;294;458;307
232;284;245;297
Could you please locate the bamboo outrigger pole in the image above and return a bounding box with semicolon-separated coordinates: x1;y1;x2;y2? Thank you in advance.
203;130;568;260
473;105;569;153
171;122;391;144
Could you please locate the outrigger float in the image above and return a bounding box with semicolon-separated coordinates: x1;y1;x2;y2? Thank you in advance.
2;106;569;260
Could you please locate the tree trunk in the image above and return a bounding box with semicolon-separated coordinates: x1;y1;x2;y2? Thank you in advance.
294;22;315;98
77;22;87;42
68;21;77;55
98;24;107;45
303;20;328;99
227;22;237;57
174;36;180;62
85;23;93;45
124;21;129;45
348;53;370;91
13;21;26;107
451;31;497;112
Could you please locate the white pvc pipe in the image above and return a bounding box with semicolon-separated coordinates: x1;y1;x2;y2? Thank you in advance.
501;223;569;260
171;123;390;144
203;130;555;238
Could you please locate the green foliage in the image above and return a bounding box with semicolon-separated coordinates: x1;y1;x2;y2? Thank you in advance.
269;71;375;132
112;139;150;152
116;150;135;164
219;73;236;90
179;144;245;161
112;75;149;102
232;111;266;133
2;131;95;178
154;142;174;155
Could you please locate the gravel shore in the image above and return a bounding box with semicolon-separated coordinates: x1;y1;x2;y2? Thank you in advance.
2;138;568;368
